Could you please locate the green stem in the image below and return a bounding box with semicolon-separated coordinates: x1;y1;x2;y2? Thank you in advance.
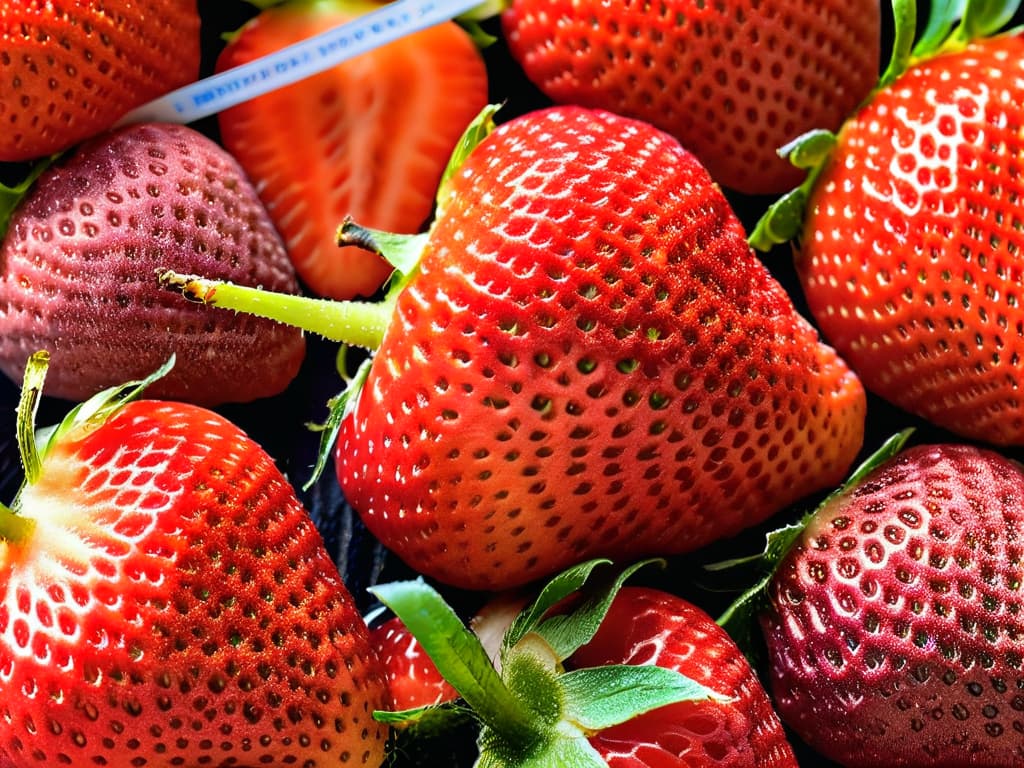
157;270;393;350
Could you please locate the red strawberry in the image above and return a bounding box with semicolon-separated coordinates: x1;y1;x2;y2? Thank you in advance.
751;5;1024;445
746;437;1024;767
0;121;305;406
0;0;201;162
371;616;457;712
0;353;388;768
160;104;866;591
372;559;799;767
216;0;489;300
497;0;881;194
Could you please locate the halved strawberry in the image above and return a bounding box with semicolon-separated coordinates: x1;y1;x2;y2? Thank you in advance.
215;0;489;300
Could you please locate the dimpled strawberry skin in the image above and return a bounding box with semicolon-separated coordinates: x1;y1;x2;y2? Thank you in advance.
0;0;201;162
502;0;881;195
0;122;306;406
762;443;1024;767
797;35;1024;445
337;106;866;591
0;400;388;768
573;587;798;767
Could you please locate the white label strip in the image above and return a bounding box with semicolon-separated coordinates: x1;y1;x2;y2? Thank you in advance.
116;0;486;126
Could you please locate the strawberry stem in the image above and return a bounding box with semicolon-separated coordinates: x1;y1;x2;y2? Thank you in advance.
157;270;395;351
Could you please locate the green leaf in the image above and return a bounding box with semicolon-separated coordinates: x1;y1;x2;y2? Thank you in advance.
952;0;1023;44
534;559;664;662
714;429;915;656
334;220;429;278
436;103;502;213
369;579;540;748
476;734;608;768
913;0;967;54
15;352;49;487
501;559;612;660
560;665;725;732
748;187;808;252
303;353;372;490
0;156;56;241
33;354;176;473
373;700;471;734
780;129;836;170
880;0;918;87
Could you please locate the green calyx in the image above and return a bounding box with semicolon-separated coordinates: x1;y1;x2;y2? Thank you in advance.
748;0;1022;252
0;351;174;545
369;559;726;767
712;429;914;664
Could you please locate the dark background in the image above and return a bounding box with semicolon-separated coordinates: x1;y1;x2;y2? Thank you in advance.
2;2;1023;766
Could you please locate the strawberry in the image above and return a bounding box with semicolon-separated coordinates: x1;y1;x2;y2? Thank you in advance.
0;353;388;768
215;0;489;300
371;616;457;712
750;2;1024;445
723;432;1024;767
495;0;881;195
160;104;867;591
0;121;305;406
371;558;799;767
0;0;201;162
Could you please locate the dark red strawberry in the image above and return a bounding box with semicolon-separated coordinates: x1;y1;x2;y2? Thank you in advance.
0;353;388;768
718;430;1024;767
497;0;881;194
372;559;799;767
160;104;866;591
0;121;305;406
216;0;489;300
0;0;201;162
751;2;1024;445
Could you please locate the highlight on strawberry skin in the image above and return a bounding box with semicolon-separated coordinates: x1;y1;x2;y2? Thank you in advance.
0;353;390;768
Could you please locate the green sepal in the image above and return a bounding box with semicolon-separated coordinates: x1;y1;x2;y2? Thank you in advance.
436;103;502;215
748;129;836;252
929;0;1023;55
560;664;725;732
335;220;428;283
475;735;607;768
368;578;540;747
748;187;808;252
913;0;966;55
501;559;612;660
713;429;915;658
457;18;498;47
373;699;471;736
30;353;176;482
0;155;57;241
2;352;174;543
879;0;918;88
531;559;665;663
781;129;836;170
304;351;372;490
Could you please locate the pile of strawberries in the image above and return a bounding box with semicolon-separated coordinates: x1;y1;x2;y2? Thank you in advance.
2;1;1024;767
